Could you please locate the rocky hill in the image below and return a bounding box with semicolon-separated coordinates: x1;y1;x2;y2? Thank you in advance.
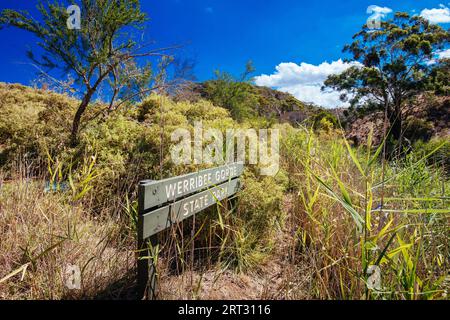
339;94;449;146
174;81;336;127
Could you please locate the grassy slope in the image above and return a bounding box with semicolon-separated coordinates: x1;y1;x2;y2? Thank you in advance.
0;83;449;300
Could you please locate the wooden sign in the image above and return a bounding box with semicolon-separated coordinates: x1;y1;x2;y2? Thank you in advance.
139;162;244;211
140;178;240;239
137;162;243;299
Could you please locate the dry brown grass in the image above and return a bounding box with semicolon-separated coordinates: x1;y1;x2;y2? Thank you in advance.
281;128;450;300
0;172;306;300
0;171;135;300
1;118;447;300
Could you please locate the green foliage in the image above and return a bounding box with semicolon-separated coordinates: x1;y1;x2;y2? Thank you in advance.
412;138;450;172
0;84;286;275
79;111;145;197
403;117;434;143
0;82;448;299
203;62;259;122
219;170;286;273
0;0;161;144
281;126;449;299
324;12;450;143
255;86;306;117
0;83;77;166
427;59;450;95
239;170;286;233
310;110;338;131
201;63;307;123
0;84;232;203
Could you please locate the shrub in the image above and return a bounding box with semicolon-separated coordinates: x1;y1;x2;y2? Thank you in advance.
311;110;338;131
412;137;450;173
0;83;77;167
219;170;286;272
404;117;434;143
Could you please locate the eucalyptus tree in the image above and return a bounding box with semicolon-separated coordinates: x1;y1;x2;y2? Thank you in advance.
0;0;175;145
324;12;449;145
204;61;258;122
427;58;450;95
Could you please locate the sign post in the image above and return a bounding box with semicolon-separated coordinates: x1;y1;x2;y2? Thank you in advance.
137;179;158;300
137;162;244;299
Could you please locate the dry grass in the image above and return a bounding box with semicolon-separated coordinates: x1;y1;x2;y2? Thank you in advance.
157;194;312;300
0;82;448;300
0;164;293;300
281;128;450;299
1;128;448;300
0;170;135;299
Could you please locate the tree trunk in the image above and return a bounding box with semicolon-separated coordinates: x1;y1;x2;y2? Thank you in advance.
391;115;402;141
70;90;94;146
386;98;402;141
389;100;403;158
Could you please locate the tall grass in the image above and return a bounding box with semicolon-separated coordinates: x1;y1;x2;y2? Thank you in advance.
0;158;136;299
1;83;448;300
283;127;449;299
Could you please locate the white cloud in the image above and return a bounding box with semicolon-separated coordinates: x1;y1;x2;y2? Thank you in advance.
254;59;361;108
437;48;450;59
367;5;393;19
426;48;450;65
366;5;392;30
420;4;450;24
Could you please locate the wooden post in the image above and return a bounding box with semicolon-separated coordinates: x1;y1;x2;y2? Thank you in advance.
137;180;158;300
136;163;244;300
137;235;158;300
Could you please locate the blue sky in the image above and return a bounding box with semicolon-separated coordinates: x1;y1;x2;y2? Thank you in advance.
0;1;449;107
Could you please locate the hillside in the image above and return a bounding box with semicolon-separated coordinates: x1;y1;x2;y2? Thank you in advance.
191;82;308;117
337;94;450;147
0;82;449;300
174;81;450;146
173;81;339;130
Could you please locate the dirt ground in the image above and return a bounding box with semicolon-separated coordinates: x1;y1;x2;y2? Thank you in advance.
158;194;312;300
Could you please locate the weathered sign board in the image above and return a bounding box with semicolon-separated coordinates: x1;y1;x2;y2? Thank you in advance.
137;162;244;299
